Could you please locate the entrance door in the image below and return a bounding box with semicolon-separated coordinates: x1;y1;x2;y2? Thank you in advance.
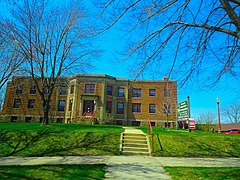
83;100;94;115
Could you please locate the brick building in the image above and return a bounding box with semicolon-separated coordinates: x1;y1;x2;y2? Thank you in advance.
0;74;178;127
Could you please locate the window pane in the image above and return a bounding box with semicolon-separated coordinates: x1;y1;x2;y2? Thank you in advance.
132;88;141;97
149;89;156;96
164;104;171;114
16;85;22;94
117;102;124;114
85;84;95;94
164;89;170;97
13;99;21;108
60;85;67;95
58;100;65;111
149;104;156;113
107;86;112;96
132;103;141;113
30;85;36;94
118;88;124;97
28;99;35;108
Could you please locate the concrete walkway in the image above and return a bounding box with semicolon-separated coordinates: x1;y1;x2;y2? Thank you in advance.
0;156;240;180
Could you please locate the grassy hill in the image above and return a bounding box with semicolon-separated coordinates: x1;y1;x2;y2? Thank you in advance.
0;123;239;157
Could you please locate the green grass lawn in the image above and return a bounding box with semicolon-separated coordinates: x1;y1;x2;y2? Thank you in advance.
0;123;123;157
1;123;239;158
0;164;105;180
164;167;240;180
138;127;240;157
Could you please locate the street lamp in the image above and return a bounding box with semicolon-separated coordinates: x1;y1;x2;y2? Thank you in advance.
216;98;221;133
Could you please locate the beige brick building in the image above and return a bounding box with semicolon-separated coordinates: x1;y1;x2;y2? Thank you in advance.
1;74;178;127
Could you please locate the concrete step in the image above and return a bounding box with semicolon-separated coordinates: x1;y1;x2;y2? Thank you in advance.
123;133;146;137
123;143;148;148
123;136;147;140
123;147;149;152
123;139;147;143
121;151;150;156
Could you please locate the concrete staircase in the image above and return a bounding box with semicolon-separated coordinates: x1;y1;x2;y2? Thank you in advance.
120;128;151;156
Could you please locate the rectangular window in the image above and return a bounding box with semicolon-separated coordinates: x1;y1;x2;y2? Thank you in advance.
149;89;156;96
16;85;22;94
132;88;141;97
58;100;65;111
164;89;170;97
149;104;156;114
132;103;141;113
118;88;124;97
30;85;36;94
27;99;35;109
69;99;73;111
13;99;21;108
106;101;112;113
60;85;67;95
164;104;171;114
107;86;112;96
70;85;74;94
25;117;32;123
85;84;95;94
117;102;124;114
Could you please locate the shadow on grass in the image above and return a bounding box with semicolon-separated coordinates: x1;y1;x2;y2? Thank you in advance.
0;129;120;157
0;164;106;180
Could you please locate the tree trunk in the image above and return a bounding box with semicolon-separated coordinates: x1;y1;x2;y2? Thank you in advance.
42;100;49;125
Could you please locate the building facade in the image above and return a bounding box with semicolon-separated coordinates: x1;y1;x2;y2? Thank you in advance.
0;74;178;127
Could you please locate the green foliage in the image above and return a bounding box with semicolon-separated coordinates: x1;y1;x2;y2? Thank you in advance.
0;164;106;180
164;167;240;180
0;123;123;157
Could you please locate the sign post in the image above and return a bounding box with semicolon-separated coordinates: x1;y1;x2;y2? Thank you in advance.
177;97;194;130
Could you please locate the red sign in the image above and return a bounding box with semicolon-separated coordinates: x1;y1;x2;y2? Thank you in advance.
189;118;196;130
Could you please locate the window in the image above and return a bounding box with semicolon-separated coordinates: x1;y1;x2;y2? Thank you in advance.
25;117;32;123
149;89;156;96
118;88;124;97
13;99;21;108
85;84;95;94
60;84;67;95
164;104;171;114
27;99;35;109
16;85;22;94
106;101;112;113
43;87;49;95
132;103;141;113
117;102;124;114
11;116;17;122
68;99;73;111
58;100;65;111
164;89;170;97
132;88;141;97
70;85;74;94
107;86;112;96
149;104;156;114
30;85;36;94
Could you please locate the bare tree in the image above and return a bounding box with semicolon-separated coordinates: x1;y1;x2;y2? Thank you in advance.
4;0;97;125
197;112;217;131
97;0;240;87
223;102;240;123
0;21;24;90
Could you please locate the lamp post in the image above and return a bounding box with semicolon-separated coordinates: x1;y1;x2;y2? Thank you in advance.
216;98;221;133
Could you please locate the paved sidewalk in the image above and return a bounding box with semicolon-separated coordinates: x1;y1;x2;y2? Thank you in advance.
105;156;171;180
0;156;239;179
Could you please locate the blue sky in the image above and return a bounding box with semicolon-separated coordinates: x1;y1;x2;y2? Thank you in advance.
1;0;238;122
93;25;239;123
